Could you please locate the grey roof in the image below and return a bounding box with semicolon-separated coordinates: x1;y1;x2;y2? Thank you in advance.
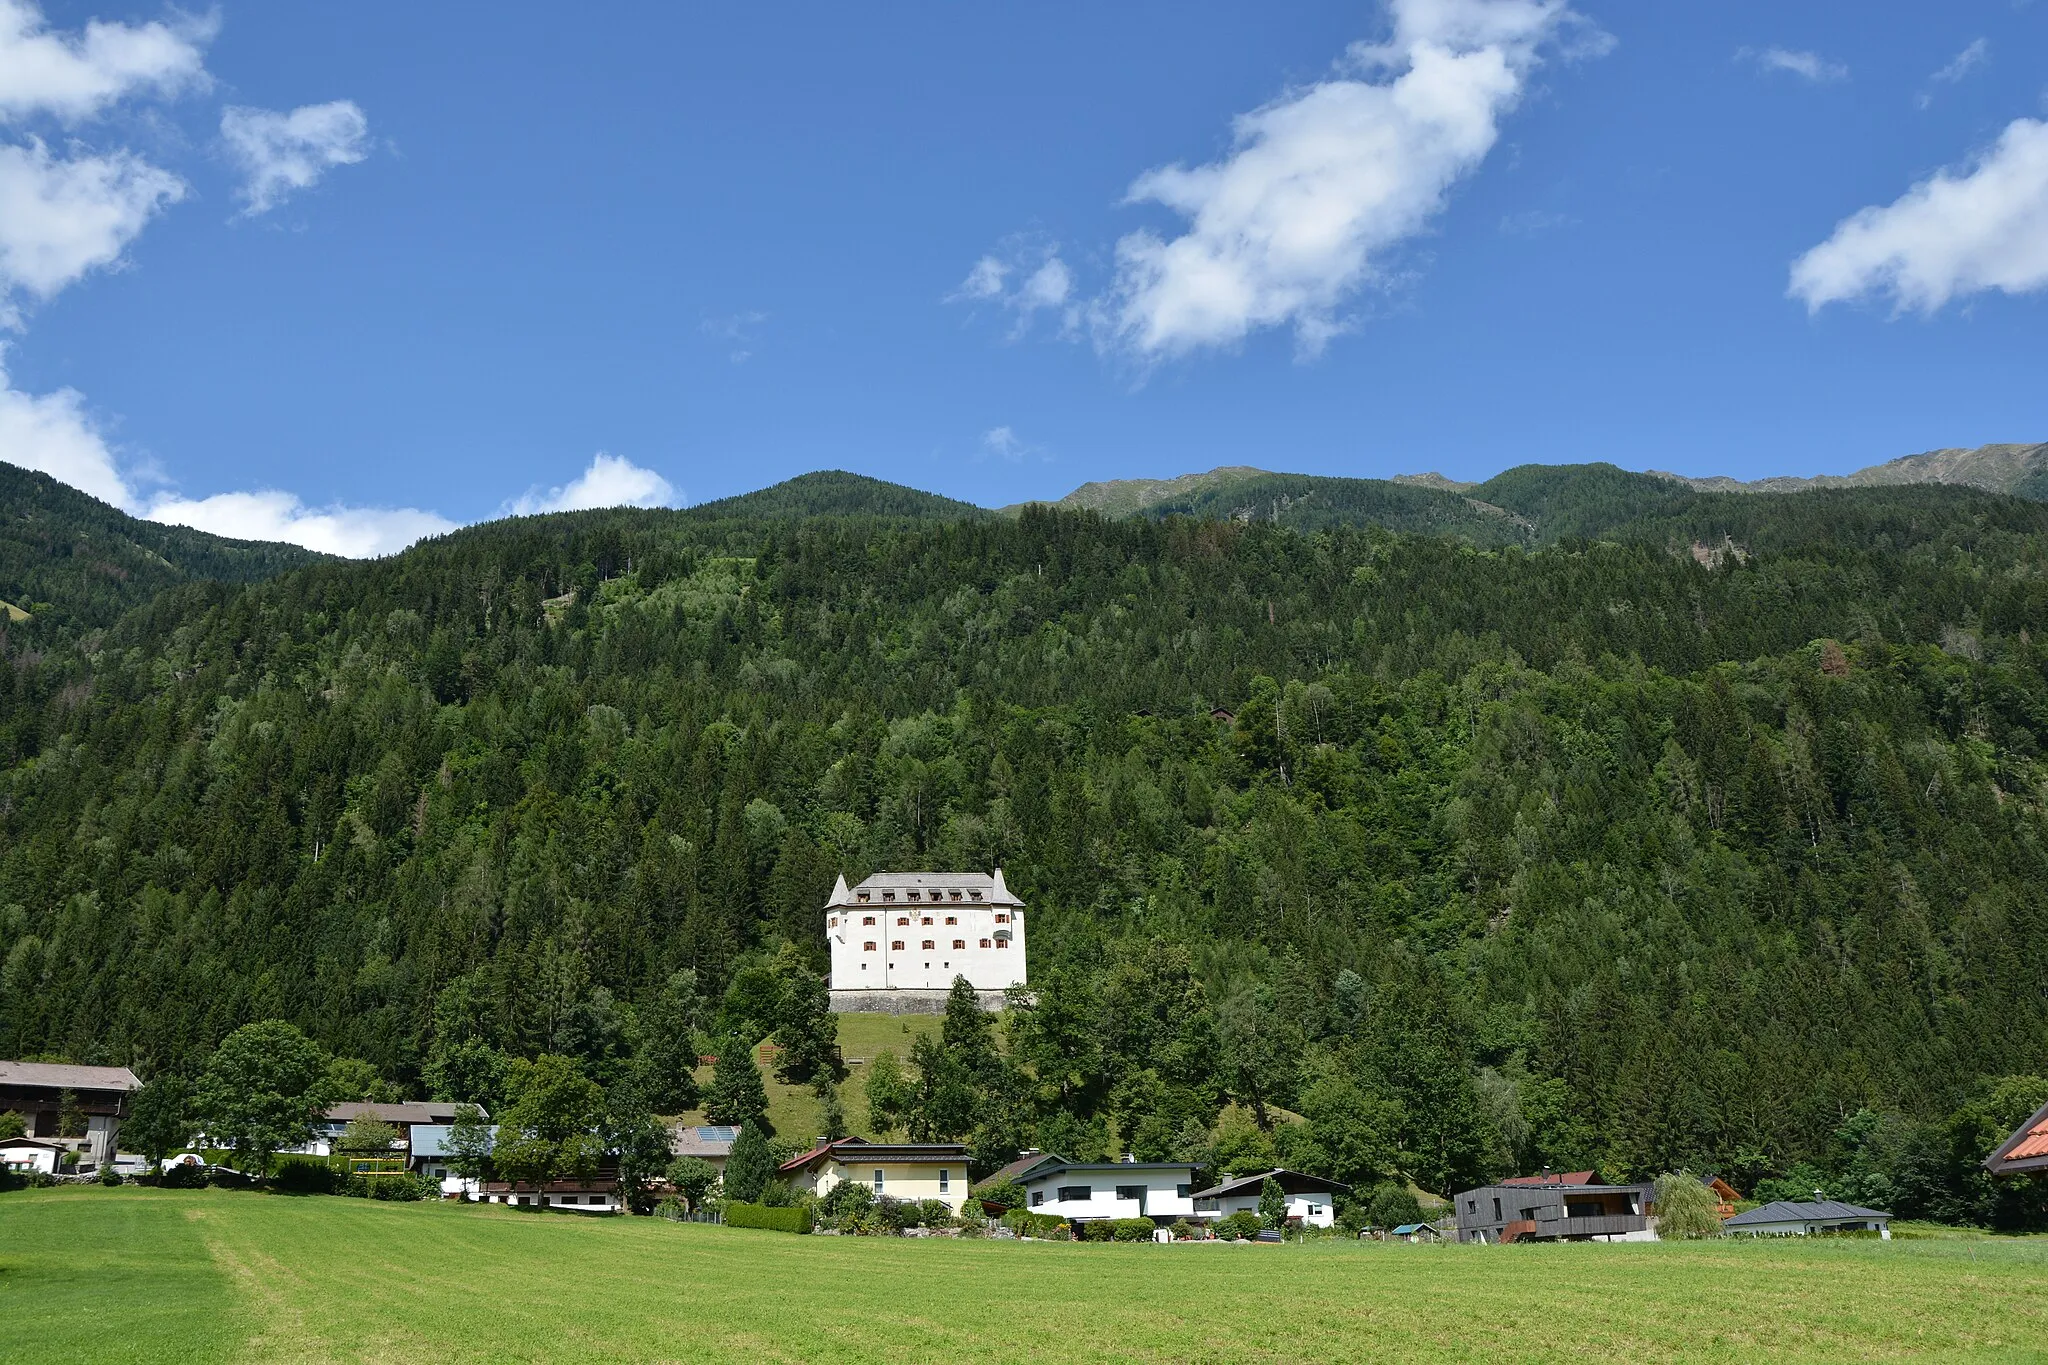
0;1061;142;1092
1723;1200;1891;1226
975;1151;1065;1190
323;1101;481;1126
671;1124;739;1157
1191;1169;1353;1200
408;1124;494;1158
1019;1160;1199;1183
845;872;1022;905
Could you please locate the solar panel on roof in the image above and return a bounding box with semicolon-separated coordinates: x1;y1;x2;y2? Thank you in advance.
696;1126;738;1142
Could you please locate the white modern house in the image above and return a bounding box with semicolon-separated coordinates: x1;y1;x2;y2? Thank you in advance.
1722;1199;1893;1238
826;870;1027;997
407;1123;493;1196
1009;1156;1202;1227
1190;1170;1351;1229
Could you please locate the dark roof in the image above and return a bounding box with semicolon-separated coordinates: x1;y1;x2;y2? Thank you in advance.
0;1061;142;1093
778;1138;967;1175
1017;1159;1199;1183
408;1124;495;1158
1501;1170;1597;1187
1985;1096;2048;1177
975;1151;1064;1190
323;1101;481;1125
0;1137;69;1151
1190;1169;1353;1200
1723;1200;1891;1226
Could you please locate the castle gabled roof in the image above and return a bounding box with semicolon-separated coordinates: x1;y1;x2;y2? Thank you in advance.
828;870;1023;908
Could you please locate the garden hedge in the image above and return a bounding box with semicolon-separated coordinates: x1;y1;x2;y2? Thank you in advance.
725;1201;814;1234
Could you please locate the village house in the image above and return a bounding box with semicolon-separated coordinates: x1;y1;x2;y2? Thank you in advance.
1452;1171;1657;1243
1007;1155;1203;1228
478;1175;622;1213
825;871;1026;1002
407;1123;496;1196
1983;1096;2048;1180
668;1123;739;1174
0;1060;142;1168
1723;1199;1893;1238
1189;1169;1351;1229
303;1100;482;1157
778;1136;971;1213
1;1137;69;1175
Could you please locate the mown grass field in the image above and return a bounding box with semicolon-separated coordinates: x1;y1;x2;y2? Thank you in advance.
4;1188;2047;1364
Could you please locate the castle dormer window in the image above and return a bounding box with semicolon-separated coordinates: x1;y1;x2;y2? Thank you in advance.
944;916;957;925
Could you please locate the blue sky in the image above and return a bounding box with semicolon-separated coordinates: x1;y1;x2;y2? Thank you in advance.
2;0;2046;553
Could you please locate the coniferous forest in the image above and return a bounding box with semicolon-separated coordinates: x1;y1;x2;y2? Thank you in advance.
4;462;2048;1224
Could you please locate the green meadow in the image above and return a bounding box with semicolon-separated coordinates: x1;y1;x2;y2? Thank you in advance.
5;1190;2048;1363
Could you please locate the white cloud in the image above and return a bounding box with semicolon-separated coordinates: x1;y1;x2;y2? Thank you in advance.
512;453;676;515
1740;47;1848;83
1789;117;2048;313
701;310;767;363
0;0;211;124
0;355;132;506
1104;0;1606;360
950;242;1074;337
0;139;183;321
221;101;371;216
1931;38;1989;86
144;491;455;558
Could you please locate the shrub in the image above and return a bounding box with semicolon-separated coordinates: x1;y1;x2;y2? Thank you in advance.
819;1180;875;1224
976;1178;1026;1213
919;1198;954;1228
1215;1211;1262;1241
1365;1181;1423;1230
159;1162;207;1190
369;1172;435;1201
1171;1218;1200;1241
272;1158;343;1195
876;1195;919;1232
1000;1208;1068;1239
1112;1218;1155;1242
1653;1172;1723;1240
725;1201;814;1234
655;1195;687;1221
97;1165;123;1187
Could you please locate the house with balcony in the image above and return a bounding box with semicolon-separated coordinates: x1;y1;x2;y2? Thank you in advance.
1189;1169;1350;1229
0;1061;142;1168
778;1136;972;1213
1011;1157;1202;1228
1453;1171;1657;1243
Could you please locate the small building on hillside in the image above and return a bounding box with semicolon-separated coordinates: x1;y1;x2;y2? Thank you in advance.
1983;1096;2048;1180
1453;1172;1656;1243
1011;1157;1202;1228
669;1124;739;1173
778;1137;971;1213
1;1138;68;1175
408;1123;496;1196
1723;1200;1892;1238
826;871;1026;1009
0;1061;142;1167
1388;1222;1444;1242
1191;1170;1351;1229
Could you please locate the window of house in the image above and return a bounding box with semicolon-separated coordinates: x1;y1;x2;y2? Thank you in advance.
979;938;991;948
891;941;904;950
945;916;957;924
1116;1185;1145;1202
874;1170;885;1194
921;917;933;926
1057;1186;1092;1202
950;891;963;900
883;892;895;901
908;891;920;900
862;916;876;925
896;916;909;926
857;893;869;902
863;942;876;951
922;939;935;950
1031;1191;1043;1207
939;1170;950;1193
995;939;1008;949
995;913;1009;923
1176;1184;1191;1199
1492;1198;1502;1223
970;891;982;900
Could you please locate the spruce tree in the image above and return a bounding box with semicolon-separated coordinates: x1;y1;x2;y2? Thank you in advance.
1258;1176;1288;1230
703;1039;771;1133
723;1121;775;1204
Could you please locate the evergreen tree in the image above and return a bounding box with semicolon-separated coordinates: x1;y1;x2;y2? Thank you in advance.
702;1039;770;1133
863;1050;911;1136
723;1122;775;1203
630;971;705;1115
772;949;837;1083
1258;1176;1288;1230
124;1077;191;1168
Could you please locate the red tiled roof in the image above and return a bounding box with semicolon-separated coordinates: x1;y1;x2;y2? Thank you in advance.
2009;1118;2048;1161
1501;1171;1596;1187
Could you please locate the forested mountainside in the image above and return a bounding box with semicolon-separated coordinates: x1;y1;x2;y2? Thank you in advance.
1667;442;2048;500
688;471;988;521
0;462;326;634
5;469;2048;1221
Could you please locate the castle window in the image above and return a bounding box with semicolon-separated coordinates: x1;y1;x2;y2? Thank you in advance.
921;917;933;926
952;940;965;950
897;917;909;926
907;891;920;900
995;939;1009;949
995;913;1009;923
883;892;895;901
863;916;875;925
979;939;990;948
944;916;957;925
969;891;982;900
857;892;869;902
950;891;963;900
891;941;904;951
921;940;935;950
863;942;876;951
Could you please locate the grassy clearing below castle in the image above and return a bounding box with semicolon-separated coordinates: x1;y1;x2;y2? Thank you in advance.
4;1187;2047;1364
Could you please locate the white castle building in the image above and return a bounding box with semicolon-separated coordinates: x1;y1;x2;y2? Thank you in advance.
826;870;1027;995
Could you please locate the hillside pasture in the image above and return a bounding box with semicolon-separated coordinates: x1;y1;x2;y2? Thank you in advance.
3;1189;2046;1363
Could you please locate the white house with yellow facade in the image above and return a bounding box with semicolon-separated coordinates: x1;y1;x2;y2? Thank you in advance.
777;1137;972;1213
